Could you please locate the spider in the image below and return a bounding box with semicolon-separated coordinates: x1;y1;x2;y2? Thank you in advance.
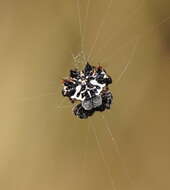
61;62;113;119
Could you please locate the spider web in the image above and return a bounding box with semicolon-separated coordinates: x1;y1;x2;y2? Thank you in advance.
15;0;170;189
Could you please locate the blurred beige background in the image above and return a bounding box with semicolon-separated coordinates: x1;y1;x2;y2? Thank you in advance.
0;0;170;190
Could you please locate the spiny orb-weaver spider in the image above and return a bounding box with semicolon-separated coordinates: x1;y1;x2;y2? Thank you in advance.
61;54;113;119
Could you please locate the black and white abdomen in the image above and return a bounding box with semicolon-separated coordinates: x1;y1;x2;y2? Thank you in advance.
61;63;113;119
